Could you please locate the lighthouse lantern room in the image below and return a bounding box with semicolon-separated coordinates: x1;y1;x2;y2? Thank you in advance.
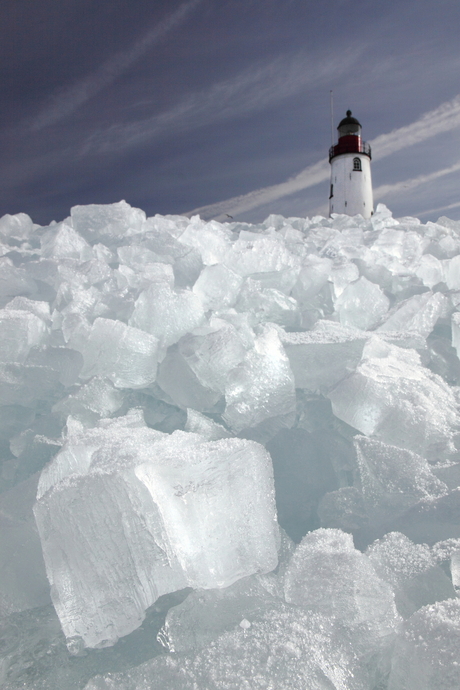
329;110;373;219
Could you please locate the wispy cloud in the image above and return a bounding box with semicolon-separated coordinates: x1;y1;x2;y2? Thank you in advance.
79;47;364;155
188;94;460;220
187;159;330;220
30;0;203;131
416;201;460;219
371;95;460;160
374;160;460;200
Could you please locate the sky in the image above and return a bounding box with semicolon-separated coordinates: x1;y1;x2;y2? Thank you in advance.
1;0;460;226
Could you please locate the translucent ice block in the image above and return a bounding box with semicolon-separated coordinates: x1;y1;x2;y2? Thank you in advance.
34;413;279;649
78;317;159;389
335;276;390;330
328;340;459;458
280;320;368;393
223;325;296;433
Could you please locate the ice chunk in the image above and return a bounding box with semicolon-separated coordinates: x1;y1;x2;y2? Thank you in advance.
0;257;37;304
40;222;93;260
223;325;296;433
328;340;459;458
27;345;83;387
34;414;279;649
235;278;301;328
378;291;449;337
70;200;146;243
156;346;223;412
192;263;243;311
330;259;360;297
355;436;448;524
0;404;35;442
0;309;49;363
444;254;460;290
85;604;368;690
414;253;444;288
129;281;205;348
52;377;124;425
78;317;159;389
283;529;400;658
335;276;390;330
371;227;429;265
178;218;232;265
388;599;460;690
178;319;248;396
0;212;34;241
291;255;332;303
280;320;368;392
367;532;455;618
5;296;51;321
117;244;169;269
224;233;300;277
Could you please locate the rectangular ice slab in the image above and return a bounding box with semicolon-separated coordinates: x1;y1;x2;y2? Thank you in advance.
34;411;279;650
280;320;368;393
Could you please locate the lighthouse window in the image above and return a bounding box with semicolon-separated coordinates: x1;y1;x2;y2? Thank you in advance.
353;158;362;171
329;184;333;199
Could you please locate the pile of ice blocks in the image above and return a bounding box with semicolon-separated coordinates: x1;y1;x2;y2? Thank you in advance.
1;201;460;689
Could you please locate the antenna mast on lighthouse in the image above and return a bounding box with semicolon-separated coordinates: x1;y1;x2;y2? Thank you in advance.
330;91;334;146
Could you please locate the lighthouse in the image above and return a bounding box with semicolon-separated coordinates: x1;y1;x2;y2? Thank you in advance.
329;110;373;218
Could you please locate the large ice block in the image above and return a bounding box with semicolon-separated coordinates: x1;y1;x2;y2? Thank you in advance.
34;412;279;649
235;278;300;328
178;318;247;396
280;320;368;393
192;263;243;311
451;311;460;359
0;257;38;304
283;529;400;660
223;233;300;277
40;222;93;260
222;325;296;433
377;291;449;337
335;276;390;330
328;340;459;458
78;317;159;388
156;346;223;412
0;212;35;240
129;281;205;348
354;436;448;524
178;218;232;265
0;309;49;363
70;201;146;243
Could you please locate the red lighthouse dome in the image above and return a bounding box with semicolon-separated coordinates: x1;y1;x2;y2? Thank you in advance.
329;110;371;163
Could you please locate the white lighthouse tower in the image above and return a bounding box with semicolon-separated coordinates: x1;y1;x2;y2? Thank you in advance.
329;110;373;218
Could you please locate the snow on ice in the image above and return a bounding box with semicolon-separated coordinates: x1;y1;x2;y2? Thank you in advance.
1;201;460;688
